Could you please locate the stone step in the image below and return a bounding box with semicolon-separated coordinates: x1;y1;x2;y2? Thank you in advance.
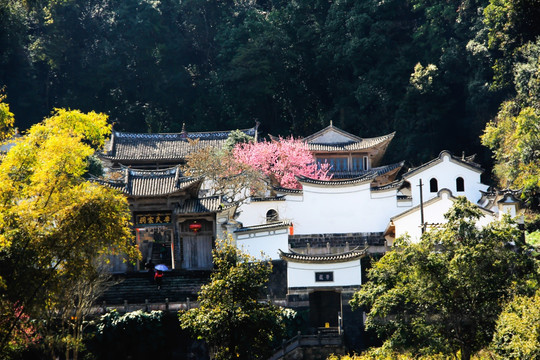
99;271;211;305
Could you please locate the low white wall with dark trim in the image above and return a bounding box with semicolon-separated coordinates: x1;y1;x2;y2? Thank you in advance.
287;259;362;288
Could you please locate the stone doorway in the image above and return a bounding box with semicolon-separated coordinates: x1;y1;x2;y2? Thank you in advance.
309;290;342;328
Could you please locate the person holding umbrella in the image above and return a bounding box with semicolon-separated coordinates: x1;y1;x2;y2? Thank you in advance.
154;264;168;289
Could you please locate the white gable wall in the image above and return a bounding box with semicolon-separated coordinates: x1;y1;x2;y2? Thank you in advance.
308;130;356;144
405;152;488;207
236;151;499;246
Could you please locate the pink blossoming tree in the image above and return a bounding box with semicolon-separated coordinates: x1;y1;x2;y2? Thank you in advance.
233;137;332;189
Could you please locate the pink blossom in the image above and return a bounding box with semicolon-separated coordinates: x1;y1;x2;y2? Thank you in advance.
233;137;332;189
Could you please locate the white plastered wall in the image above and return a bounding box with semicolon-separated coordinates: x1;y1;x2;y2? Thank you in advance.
405;152;488;207
236;228;289;260
235;199;291;227
287;259;362;288
237;183;408;235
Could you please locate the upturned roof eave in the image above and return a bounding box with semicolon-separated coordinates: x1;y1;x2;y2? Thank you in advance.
278;247;368;264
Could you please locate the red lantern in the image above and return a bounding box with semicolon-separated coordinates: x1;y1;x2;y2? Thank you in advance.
189;221;202;233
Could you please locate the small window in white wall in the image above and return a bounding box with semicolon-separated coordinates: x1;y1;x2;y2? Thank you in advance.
363;156;369;170
430;178;438;193
266;209;279;223
456;177;465;192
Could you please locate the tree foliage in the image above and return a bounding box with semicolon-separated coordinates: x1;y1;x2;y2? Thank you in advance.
0;92;14;142
480;5;540;210
484;0;540;88
179;238;284;360
351;198;537;360
0;0;514;166
224;129;254;151
84;309;196;360
0;108;139;356
87;310;164;359
183;145;266;204
482;101;540;206
491;289;540;359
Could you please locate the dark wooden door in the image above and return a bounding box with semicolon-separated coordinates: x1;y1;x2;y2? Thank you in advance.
309;291;341;328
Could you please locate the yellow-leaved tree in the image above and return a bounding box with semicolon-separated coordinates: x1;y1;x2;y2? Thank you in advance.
0;91;15;142
0;106;139;359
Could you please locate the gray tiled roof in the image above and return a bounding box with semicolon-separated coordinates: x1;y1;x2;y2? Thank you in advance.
273;186;303;194
102;127;256;162
176;196;228;214
96;167;201;197
403;150;483;178
279;247;368;263
371;180;404;192
234;221;292;233
297;174;374;186
251;196;287;202
307;132;395;152
479;188;522;209
297;161;404;186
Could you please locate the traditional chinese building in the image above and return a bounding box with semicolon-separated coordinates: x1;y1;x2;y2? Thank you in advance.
97;123;522;351
96;125;258;272
96;166;236;272
232;146;520;345
303;122;395;179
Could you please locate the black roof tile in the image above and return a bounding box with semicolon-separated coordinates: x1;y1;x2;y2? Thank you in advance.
95;167;201;197
279;247;368;263
102;127;256;162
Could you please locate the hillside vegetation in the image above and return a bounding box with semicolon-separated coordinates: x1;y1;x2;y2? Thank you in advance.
1;0;538;168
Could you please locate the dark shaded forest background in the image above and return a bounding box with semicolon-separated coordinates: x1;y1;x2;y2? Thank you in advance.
1;0;537;169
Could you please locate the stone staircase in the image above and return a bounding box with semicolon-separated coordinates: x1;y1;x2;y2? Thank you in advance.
269;329;346;360
99;270;211;305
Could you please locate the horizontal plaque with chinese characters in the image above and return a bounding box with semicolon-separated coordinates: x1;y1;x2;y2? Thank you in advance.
135;212;172;225
315;272;334;282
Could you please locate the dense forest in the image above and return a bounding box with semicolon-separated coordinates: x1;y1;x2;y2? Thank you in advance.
0;0;538;168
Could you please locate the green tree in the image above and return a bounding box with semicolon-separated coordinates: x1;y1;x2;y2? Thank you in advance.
0;108;139;356
351;198;537;360
481;101;540;207
491;290;540;359
223;129;254;151
484;0;540;89
179;238;284;360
